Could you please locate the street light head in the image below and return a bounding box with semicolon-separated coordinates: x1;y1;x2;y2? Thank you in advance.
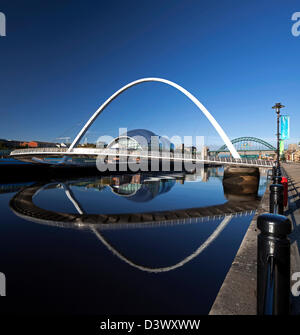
272;103;285;110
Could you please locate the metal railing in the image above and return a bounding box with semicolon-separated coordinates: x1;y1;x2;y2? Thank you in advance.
10;147;68;154
10;147;274;167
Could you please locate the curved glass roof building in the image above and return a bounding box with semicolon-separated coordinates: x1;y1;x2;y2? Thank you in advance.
111;178;176;202
107;129;174;151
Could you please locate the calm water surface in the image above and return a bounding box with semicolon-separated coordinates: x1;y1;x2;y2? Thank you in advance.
0;167;267;314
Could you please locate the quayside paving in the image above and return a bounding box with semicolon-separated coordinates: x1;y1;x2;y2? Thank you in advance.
209;162;300;315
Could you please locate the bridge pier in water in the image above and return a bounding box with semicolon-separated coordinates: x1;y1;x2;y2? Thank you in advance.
222;166;260;200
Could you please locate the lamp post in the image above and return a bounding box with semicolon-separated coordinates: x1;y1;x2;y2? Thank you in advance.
272;103;285;168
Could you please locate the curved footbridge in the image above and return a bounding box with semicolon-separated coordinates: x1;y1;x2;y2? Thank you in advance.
10;147;274;168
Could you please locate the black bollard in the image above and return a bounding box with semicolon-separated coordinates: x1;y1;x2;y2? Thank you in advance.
272;166;277;178
257;213;292;315
270;183;284;214
276;166;282;175
273;175;282;184
273;165;281;175
273;166;282;184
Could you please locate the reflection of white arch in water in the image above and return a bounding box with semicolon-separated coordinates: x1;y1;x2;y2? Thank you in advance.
68;78;240;159
62;183;233;273
90;216;232;273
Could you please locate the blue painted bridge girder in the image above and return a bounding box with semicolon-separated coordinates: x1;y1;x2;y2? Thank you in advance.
214;137;276;153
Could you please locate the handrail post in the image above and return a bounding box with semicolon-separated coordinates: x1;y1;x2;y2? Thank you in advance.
257;213;291;315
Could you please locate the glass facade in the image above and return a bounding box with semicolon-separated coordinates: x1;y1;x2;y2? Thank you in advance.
107;129;174;152
110;137;142;150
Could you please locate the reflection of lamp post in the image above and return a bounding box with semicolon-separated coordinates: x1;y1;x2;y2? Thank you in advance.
272;103;285;168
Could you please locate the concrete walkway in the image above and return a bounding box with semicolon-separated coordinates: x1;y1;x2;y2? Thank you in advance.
210;163;300;315
209;180;270;315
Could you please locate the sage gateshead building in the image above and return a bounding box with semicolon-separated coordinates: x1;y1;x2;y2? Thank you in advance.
106;129;175;152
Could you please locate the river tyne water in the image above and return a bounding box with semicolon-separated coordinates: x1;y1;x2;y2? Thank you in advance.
0;166;267;315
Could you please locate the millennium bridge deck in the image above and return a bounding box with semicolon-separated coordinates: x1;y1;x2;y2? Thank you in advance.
10;147;274;168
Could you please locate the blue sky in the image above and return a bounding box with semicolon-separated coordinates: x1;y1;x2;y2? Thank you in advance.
0;0;299;148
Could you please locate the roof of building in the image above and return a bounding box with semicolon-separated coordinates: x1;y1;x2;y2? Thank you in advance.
116;128;173;149
123;129;157;142
111;179;176;202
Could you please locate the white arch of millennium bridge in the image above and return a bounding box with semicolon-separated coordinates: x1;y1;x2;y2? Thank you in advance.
67;77;241;159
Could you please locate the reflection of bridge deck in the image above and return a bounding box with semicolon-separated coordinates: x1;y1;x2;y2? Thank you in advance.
9;181;261;273
10;147;274;168
0;182;34;194
10;182;261;230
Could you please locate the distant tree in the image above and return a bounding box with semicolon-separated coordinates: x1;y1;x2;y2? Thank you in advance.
83;143;96;148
